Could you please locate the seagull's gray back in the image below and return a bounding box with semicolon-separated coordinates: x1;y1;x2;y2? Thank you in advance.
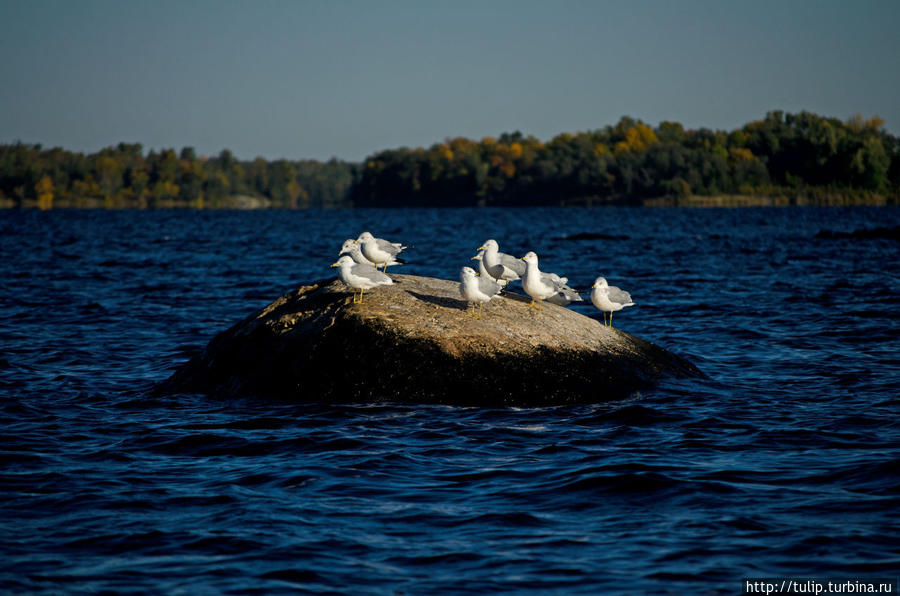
607;285;633;306
351;262;391;283
375;238;403;256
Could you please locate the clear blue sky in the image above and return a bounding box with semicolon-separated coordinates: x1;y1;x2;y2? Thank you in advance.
2;0;898;162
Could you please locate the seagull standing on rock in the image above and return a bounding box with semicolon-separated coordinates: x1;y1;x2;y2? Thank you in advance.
459;266;502;318
357;231;407;272
478;239;526;286
591;277;635;327
331;255;393;304
520;251;560;310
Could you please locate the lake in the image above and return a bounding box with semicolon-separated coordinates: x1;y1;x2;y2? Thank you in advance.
1;206;898;594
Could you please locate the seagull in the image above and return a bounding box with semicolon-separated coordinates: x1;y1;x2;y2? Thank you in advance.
591;277;634;327
357;231;408;272
478;239;526;286
545;274;584;307
338;239;376;266
520;251;560;310
331;255;392;303
459;266;502;318
471;251;501;282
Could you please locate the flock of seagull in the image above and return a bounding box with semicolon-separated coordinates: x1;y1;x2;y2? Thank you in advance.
330;232;634;327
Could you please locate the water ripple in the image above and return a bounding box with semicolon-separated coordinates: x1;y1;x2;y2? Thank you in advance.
1;207;899;594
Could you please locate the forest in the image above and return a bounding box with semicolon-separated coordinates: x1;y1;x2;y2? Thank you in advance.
2;111;898;209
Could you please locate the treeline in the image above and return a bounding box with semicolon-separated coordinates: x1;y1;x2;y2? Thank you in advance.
353;111;899;206
0;144;359;208
2;111;898;208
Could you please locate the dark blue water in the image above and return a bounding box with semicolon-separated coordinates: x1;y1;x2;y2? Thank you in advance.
2;207;899;594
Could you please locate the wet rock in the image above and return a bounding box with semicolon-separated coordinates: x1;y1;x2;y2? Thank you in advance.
158;274;702;405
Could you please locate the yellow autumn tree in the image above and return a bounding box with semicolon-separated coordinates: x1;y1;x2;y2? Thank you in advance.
36;175;54;210
614;123;658;154
729;147;758;166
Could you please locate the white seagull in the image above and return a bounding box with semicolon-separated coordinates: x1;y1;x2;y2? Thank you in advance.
478;239;526;286
459;266;502;318
520;251;560;310
331;255;393;303
357;231;408;272
591;277;635;327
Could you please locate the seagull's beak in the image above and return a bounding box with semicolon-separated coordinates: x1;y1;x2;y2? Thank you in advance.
520;256;526;261
474;272;480;276
591;283;596;288
477;245;485;250
470;255;479;261
330;262;339;268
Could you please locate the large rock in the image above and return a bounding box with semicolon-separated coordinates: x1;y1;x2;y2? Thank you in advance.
158;274;702;405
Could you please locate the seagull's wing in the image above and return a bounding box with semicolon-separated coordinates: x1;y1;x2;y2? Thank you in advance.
351;262;392;284
607;286;633;306
562;287;583;301
498;252;527;275
541;271;564;290
487;262;515;281
558;284;583;301
544;273;582;305
478;274;502;297
375;238;406;255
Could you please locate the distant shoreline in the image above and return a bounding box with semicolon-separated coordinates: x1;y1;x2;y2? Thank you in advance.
5;111;899;210
4;192;896;210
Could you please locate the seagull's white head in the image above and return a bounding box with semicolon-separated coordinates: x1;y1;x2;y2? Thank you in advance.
521;251;539;264
340;239;356;254
357;231;375;243
331;255;355;268
479;239;498;251
592;277;608;288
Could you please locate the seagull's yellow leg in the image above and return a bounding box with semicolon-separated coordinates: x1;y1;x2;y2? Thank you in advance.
528;299;536;309
609;312;613;327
